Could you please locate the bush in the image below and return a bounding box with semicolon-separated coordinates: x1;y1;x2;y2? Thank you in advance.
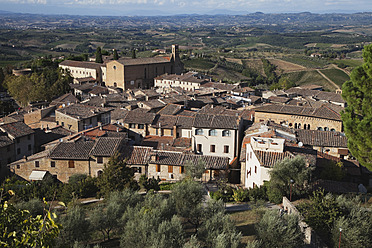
248;184;268;202
232;188;249;203
159;182;176;191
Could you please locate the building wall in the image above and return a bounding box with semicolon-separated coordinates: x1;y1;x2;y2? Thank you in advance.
106;61;172;90
154;78;200;91
148;163;212;182
0;144;14;181
244;144;271;188
148;127;174;137
10;156;110;183
55;111;79;132
24;106;56;127
254;111;342;132
105;61;125;89
192;127;237;161
56;111;110;133
14;135;34;161
60;65;99;82
123;123;148;144
181;129;192;138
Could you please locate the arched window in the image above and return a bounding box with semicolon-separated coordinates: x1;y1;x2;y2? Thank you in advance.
294;123;298;129
195;129;203;135
97;170;103;177
298;123;301;129
324;127;329;131
113;82;117;87
209;129;217;136
308;124;310;130
330;128;336;132
317;127;323;131
113;65;116;70
222;130;231;137
289;123;293;127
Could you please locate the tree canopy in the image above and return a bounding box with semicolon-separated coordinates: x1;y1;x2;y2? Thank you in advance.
95;47;103;63
341;44;372;171
267;156;312;204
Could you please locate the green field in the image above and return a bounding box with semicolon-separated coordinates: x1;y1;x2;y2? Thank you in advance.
319;68;350;87
183;58;216;70
330;59;363;68
284;70;338;91
281;56;329;69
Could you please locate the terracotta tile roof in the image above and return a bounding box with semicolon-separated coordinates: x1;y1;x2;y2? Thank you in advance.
155;72;206;84
123;146;152;165
89;86;109;95
56;104;113;120
177;109;196;116
90;137;124;157
50;138;95;160
0;133;12;148
286;88;345;103
0;121;34;138
194;114;240;129
152;115;178;129
254;150;294;168
50;93;79;106
172;137;191;148
69;83;95;92
141;135;174;150
59;60;103;70
176;116;194;129
157;104;183;115
116;57;170;66
151;151;229;169
110;108;129;121
201;82;237;91
296;129;347;147
183;153;229;170
123;108;156;125
254;104;342;121
268;96;290;104
138;99;165;109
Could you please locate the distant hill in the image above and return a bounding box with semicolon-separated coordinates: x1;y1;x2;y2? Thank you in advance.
0;12;371;29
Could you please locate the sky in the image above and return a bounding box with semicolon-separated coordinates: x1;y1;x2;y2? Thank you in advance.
0;0;371;16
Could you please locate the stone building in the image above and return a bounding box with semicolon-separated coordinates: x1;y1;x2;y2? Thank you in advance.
123;146;229;182
254;104;343;132
9;136;125;183
55;104;112;133
105;45;183;90
192;113;243;162
59;60;105;84
154;71;206;91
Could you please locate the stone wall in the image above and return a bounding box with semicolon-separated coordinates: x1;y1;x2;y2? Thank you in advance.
282;197;328;248
255;112;342;132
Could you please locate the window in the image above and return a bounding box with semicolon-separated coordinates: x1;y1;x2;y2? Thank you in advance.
97;157;103;164
17;148;21;155
224;145;229;153
28;144;31;151
16;164;20;169
129;123;136;128
209;129;217;136
155;128;158;135
35;161;39;168
144;68;147;79
113;65;116;70
156;164;161;172
180;166;184;174
114;82;117;87
171;129;173;136
138;124;144;129
68;160;75;168
97;170;103;177
197;144;202;153
210;145;216;153
255;166;257;174
61;122;64;127
168;165;173;173
51;161;55;168
222;130;231;137
195;129;203;135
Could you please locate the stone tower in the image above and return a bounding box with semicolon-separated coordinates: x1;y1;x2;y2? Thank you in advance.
171;44;184;75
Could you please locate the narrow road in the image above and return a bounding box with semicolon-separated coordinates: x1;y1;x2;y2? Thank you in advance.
316;69;340;90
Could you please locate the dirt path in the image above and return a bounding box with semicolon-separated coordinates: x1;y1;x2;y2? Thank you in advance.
316;69;340;90
330;64;351;76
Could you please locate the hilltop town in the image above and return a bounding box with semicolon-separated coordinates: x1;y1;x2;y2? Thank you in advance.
1;37;372;246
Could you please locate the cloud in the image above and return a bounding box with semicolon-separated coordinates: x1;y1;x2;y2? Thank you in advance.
7;0;47;3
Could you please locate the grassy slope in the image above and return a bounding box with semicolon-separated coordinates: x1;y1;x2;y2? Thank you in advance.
284;70;338;91
319;68;350;87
